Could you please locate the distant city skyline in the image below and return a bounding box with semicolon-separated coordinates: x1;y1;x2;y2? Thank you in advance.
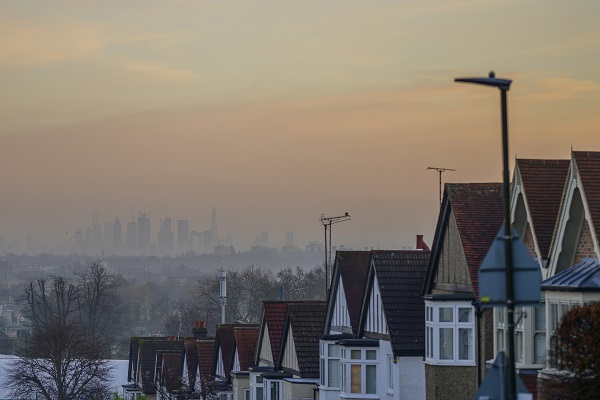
1;1;599;258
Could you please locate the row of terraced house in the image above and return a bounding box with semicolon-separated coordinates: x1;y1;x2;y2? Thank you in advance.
122;150;600;400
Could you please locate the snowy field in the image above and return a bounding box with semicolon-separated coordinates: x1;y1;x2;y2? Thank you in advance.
0;355;129;399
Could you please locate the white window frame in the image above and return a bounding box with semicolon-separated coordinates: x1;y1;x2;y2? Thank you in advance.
386;354;394;393
250;374;264;400
339;347;378;398
424;301;475;366
494;303;547;367
319;340;341;389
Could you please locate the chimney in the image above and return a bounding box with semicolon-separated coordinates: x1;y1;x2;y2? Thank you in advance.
192;320;208;339
416;235;430;251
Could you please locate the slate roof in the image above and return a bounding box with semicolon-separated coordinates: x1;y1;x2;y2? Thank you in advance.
233;326;259;371
326;251;371;335
257;301;288;366
183;337;198;390
574;151;600;245
516;159;569;259
128;336;167;383
367;250;429;356
137;338;184;394
279;301;327;378
542;258;600;291
446;183;503;297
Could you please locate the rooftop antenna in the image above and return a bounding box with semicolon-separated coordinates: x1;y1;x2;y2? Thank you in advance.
427;167;456;204
219;269;227;324
320;212;351;299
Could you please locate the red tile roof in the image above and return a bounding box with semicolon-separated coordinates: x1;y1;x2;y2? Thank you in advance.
517;159;569;259
447;183;504;297
196;339;216;397
261;301;288;365
233;326;259;371
574;151;600;245
335;251;371;335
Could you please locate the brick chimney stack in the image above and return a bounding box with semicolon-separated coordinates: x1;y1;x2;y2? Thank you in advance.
192;320;208;338
416;235;430;251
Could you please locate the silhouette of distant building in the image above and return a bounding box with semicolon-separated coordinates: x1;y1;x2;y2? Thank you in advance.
137;213;151;255
125;220;137;255
210;207;219;248
113;217;122;250
178;219;189;254
157;217;174;256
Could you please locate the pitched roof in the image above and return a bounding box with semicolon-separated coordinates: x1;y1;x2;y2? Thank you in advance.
183;337;198;390
138;338;184;394
573;151;600;244
233;326;259;371
159;352;184;393
128;336;167;383
258;301;288;365
196;338;216;385
279;301;327;378
516;159;569;259
542;258;600;291
331;251;371;335
447;183;504;297
368;250;430;356
214;324;236;381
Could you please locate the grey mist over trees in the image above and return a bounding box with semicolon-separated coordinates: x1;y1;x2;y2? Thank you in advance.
5;262;120;400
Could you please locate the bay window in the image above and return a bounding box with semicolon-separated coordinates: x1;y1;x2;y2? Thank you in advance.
340;348;377;397
320;341;341;388
424;301;475;365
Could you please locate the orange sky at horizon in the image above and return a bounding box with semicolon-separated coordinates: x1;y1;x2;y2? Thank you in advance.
1;0;599;252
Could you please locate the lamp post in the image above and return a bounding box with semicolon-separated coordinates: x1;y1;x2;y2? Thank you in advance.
455;72;515;400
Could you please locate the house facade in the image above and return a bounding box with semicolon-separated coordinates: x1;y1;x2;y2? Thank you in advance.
422;183;503;400
231;326;259;400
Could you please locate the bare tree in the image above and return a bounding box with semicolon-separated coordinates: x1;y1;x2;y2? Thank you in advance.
4;269;115;400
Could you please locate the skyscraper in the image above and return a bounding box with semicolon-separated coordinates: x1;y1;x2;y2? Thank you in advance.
113;217;122;251
137;213;151;255
157;217;174;256
210;207;219;248
125;220;137;255
178;219;189;254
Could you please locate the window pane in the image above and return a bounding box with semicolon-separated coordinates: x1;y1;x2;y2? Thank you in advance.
534;333;546;364
550;303;559;332
439;328;454;360
497;308;505;325
366;365;376;394
245;389;250;400
497;329;505;352
256;376;263;384
351;350;361;360
458;307;472;323
366;350;376;360
350;365;361;393
328;359;340;388
256;387;263;400
321;358;325;385
328;344;341;357
458;328;473;360
270;382;279;400
516;331;524;362
535;304;545;330
428;327;433;358
439;307;453;322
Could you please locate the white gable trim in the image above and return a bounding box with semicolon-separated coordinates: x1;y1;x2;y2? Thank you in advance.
216;346;225;380
365;274;389;335
330;279;352;335
281;325;299;375
233;348;240;372
511;165;544;270
259;324;274;366
548;156;600;277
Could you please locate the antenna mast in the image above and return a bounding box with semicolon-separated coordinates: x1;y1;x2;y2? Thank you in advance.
427;167;456;204
320;212;351;299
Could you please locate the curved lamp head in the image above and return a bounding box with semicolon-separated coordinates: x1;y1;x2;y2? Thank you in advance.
455;71;512;91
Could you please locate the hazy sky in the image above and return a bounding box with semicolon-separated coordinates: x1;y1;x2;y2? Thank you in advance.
1;0;600;251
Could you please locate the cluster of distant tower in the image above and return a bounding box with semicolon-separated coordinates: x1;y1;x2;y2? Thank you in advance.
73;207;224;256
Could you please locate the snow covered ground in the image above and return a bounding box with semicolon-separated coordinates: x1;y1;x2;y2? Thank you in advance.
0;355;129;399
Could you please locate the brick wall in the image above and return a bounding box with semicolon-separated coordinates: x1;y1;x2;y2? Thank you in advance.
575;220;596;263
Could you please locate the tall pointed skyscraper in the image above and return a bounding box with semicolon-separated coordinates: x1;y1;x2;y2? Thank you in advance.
210;206;219;248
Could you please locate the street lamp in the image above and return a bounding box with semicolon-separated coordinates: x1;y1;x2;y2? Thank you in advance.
455;71;516;400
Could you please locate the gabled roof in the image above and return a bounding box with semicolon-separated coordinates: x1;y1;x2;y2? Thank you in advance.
573;151;600;243
213;324;237;381
360;250;429;357
138;338;184;394
159;352;184;393
183;337;198;390
232;326;259;371
128;336;166;383
196;338;216;392
255;301;288;366
542;258;600;292
278;301;327;378
423;183;503;298
516;158;569;259
324;251;371;336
